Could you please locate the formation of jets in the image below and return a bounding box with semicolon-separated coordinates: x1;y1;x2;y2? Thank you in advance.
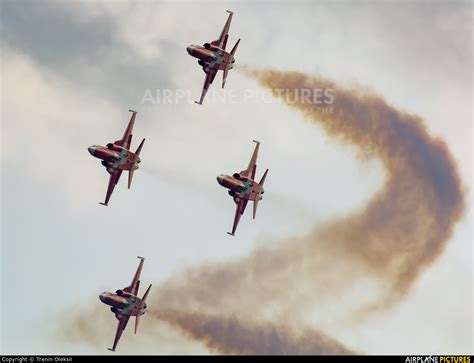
90;11;269;351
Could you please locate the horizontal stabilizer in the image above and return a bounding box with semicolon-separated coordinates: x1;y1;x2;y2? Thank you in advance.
134;316;140;335
222;67;229;88
128;170;134;189
253;200;259;219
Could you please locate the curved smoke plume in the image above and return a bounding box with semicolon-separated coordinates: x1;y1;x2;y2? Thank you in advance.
151;69;465;353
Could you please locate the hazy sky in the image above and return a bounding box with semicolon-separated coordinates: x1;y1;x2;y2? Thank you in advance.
1;0;472;355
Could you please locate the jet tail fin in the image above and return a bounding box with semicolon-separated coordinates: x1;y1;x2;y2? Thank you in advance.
133;284;151;335
253;169;268;219
230;38;240;57
128;138;145;189
141;284;152;304
135;138;145;156
259;168;269;186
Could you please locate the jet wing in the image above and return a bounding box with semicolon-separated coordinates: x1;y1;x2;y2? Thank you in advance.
109;314;130;352
123;256;145;296
195;68;218;105
228;198;248;236
100;169;123;206
240;140;260;179
211;10;233;50
114;110;137;150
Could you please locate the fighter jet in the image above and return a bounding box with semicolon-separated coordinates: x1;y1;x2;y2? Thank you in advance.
99;256;152;352
88;110;145;206
186;10;240;105
217;140;268;236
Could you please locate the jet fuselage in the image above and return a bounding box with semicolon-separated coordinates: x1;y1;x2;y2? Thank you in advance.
217;174;264;202
186;45;235;71
99;291;147;317
88;145;141;172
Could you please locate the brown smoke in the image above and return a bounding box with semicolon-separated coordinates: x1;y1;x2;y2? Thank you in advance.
150;69;465;352
246;69;465;292
157;309;355;355
64;69;465;354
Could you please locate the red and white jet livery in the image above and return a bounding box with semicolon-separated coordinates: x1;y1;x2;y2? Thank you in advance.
217;140;269;236
99;256;152;352
88;110;145;206
186;10;240;105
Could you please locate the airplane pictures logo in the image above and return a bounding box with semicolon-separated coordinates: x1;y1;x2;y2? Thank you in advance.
406;357;472;363
141;87;335;108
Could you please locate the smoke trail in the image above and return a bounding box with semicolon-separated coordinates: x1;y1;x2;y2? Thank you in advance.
64;69;465;353
150;69;465;351
157;309;355;355
248;69;465;292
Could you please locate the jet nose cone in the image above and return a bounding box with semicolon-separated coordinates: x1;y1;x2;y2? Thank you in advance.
88;146;96;155
99;292;107;303
186;46;193;55
217;175;225;185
